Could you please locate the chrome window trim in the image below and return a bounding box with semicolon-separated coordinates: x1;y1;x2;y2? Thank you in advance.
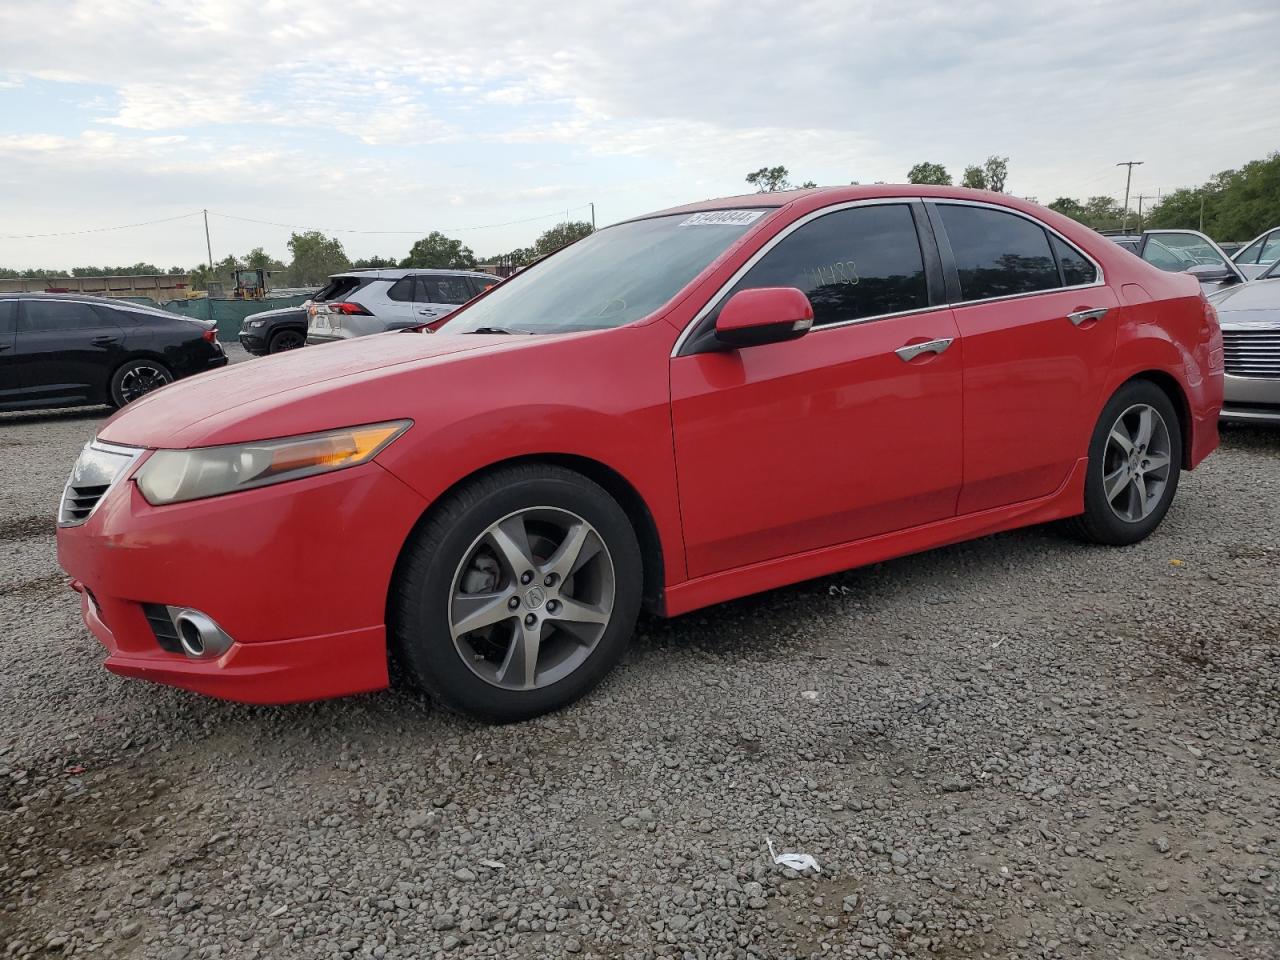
57;439;144;528
671;196;1106;357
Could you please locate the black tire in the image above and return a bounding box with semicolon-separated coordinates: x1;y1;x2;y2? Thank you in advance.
109;358;173;408
268;328;306;353
1065;379;1183;545
391;464;643;722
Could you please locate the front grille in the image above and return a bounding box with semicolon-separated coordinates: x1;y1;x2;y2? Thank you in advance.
1222;330;1280;379
141;603;184;653
60;483;111;524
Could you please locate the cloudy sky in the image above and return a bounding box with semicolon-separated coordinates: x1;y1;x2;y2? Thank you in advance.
0;0;1276;270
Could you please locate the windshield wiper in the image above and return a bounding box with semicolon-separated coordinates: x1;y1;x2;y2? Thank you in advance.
461;326;533;335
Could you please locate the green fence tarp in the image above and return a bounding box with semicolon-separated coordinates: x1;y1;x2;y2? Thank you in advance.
160;295;311;342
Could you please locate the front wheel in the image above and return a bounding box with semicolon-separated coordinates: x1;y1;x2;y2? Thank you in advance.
391;464;642;722
109;358;173;407
1066;380;1182;545
268;328;306;353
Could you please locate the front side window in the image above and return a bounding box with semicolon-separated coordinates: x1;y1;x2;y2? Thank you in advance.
442;210;772;334
938;205;1060;301
0;301;15;335
1235;237;1265;265
20;300;109;332
1050;235;1097;286
718;204;929;327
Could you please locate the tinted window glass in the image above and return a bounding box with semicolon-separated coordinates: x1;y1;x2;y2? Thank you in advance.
386;277;415;302
938;205;1060;301
21;300;111;331
1144;232;1227;269
1051;235;1097;286
0;301;15;335
427;276;474;305
1235;237;1264;265
721;204;928;327
470;276;500;296
313;277;364;302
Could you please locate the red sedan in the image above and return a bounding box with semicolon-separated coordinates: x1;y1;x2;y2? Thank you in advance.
57;186;1223;721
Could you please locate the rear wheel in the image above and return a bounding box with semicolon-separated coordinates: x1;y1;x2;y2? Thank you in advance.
391;464;642;721
268;328;305;353
1066;380;1182;545
109;358;173;407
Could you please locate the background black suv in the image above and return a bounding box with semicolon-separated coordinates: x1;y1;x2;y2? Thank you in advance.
0;293;227;412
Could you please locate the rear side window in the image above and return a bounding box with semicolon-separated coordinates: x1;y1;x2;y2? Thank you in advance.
418;276;473;305
1050;235;1097;286
1235;237;1265;264
0;301;15;335
1260;231;1280;265
313;277;365;302
938;205;1060;301
20;300;112;331
386;277;415;302
720;204;929;327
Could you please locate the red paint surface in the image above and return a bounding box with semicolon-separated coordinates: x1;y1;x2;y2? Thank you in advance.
58;186;1223;704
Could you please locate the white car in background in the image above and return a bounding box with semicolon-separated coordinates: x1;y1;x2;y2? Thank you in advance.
1231;225;1280;280
1210;256;1280;424
306;268;500;345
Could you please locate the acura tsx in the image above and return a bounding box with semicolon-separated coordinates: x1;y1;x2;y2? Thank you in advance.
56;186;1223;720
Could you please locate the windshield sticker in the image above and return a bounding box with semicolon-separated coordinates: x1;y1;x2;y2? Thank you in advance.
679;210;766;227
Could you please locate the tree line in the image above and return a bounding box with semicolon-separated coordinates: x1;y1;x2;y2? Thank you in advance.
746;151;1279;241
1;220;598;292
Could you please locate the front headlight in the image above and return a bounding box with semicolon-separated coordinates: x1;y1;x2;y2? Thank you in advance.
245;319;265;329
135;421;411;506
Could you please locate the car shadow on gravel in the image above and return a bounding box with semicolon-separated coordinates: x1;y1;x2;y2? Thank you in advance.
0;406;110;428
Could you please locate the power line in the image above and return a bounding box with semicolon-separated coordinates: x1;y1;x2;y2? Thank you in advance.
207;204;596;236
0;211;203;240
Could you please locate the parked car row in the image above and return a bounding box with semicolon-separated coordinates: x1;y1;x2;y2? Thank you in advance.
57;185;1225;720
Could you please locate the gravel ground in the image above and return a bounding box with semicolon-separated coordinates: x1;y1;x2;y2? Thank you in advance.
1;352;1277;959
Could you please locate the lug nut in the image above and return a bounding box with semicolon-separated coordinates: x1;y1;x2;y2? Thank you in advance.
546;599;560;614
520;571;534;585
508;596;520;609
524;613;537;627
543;573;557;587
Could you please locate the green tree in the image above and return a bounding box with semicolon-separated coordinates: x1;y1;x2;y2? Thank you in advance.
244;247;286;272
533;221;594;257
351;255;399;269
745;165;794;192
400;231;476;270
1047;197;1086;220
982;155;1009;192
286;231;351;286
961;165;987;189
907;161;952;185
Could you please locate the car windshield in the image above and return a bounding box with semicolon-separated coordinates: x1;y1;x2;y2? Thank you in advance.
441;210;773;334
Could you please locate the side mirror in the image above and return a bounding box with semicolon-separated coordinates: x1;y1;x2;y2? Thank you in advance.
1186;263;1239;284
714;287;814;349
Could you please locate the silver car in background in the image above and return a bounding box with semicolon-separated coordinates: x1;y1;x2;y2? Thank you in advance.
1232;225;1280;280
306;268;500;344
1211;257;1280;424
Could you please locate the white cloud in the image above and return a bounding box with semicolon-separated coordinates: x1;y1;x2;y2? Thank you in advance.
0;0;1276;267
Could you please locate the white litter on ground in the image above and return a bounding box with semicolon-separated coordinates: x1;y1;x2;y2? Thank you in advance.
766;837;821;874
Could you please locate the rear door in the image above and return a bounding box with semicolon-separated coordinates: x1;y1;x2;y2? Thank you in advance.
15;299;125;405
928;201;1120;514
414;275;475;324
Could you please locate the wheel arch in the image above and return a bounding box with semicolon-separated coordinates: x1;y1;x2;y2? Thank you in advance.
1120;370;1193;469
387;452;668;620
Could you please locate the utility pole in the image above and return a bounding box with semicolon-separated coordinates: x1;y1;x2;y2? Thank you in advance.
590;202;596;230
203;209;214;270
1116;161;1143;234
1134;193;1155;232
1199;193;1206;233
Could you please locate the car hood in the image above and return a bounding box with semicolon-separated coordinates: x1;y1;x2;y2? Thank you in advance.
1209;278;1280;329
97;330;522;449
245;306;305;321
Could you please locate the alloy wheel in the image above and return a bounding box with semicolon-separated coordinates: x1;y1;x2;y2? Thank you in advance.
272;330;305;352
1102;402;1173;523
449;507;615;691
119;364;171;403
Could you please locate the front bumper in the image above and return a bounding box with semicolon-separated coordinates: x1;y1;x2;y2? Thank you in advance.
1221;373;1280;424
57;459;429;704
238;332;269;355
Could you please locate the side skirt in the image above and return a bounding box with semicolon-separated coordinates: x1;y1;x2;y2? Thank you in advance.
662;458;1088;617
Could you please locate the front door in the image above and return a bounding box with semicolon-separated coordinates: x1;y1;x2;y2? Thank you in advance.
0;300;19;407
670;202;964;579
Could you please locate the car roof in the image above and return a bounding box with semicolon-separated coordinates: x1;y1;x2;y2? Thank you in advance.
0;291;177;317
334;268;501;281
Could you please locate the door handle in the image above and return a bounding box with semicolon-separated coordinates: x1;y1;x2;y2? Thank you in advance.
91;335;121;345
1067;307;1109;327
895;337;953;362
